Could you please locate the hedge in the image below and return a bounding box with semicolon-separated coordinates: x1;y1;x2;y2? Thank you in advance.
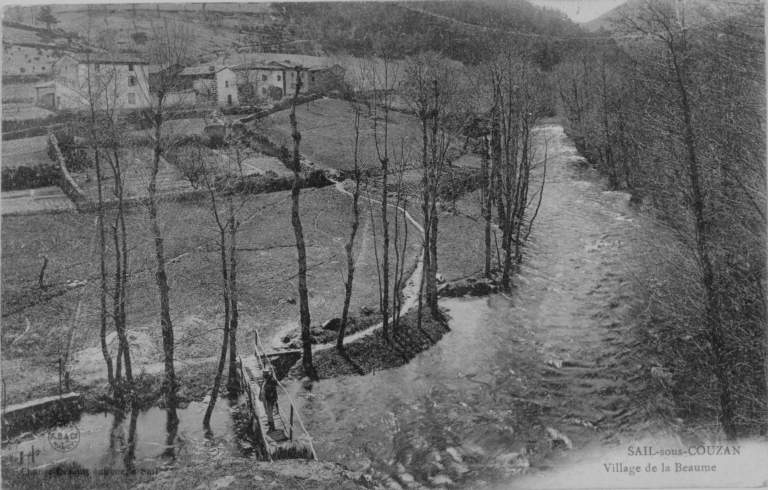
1;164;61;192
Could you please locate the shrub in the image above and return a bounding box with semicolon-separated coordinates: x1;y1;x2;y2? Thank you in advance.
1;164;61;191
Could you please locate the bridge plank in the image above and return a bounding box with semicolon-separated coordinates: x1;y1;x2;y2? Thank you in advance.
240;355;307;459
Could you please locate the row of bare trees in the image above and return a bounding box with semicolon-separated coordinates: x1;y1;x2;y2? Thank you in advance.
325;41;552;358
557;0;766;438
69;20;555;417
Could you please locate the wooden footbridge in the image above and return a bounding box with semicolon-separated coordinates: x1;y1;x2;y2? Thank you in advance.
237;331;316;461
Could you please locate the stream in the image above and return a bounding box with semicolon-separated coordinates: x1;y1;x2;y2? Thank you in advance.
287;125;653;488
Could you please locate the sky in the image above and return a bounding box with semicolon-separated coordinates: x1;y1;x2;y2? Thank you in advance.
528;0;628;23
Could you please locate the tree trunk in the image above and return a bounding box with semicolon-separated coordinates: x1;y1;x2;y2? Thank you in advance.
150;103;177;407
227;198;240;393
481;136;492;278
205;228;230;427
671;46;736;439
289;70;314;378
338;115;361;350
95;148;114;385
38;255;48;289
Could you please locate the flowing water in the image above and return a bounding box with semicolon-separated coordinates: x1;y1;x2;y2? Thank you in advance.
287;125;655;488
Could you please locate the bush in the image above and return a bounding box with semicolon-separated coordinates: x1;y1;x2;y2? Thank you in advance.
1;164;61;191
47;132;93;172
213;168;330;195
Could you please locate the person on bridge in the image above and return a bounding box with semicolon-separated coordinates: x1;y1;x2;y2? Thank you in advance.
260;370;279;431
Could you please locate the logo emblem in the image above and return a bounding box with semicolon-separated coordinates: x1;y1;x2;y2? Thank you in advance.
48;422;80;452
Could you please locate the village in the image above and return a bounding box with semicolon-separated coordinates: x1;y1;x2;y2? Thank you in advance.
2;2;766;490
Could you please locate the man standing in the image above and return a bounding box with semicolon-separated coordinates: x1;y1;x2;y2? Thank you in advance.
261;370;279;431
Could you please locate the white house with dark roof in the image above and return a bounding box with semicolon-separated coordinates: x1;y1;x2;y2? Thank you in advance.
46;53;152;109
211;53;339;98
178;65;239;106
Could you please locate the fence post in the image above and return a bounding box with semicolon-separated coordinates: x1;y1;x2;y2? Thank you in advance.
58;357;62;400
290;405;294;442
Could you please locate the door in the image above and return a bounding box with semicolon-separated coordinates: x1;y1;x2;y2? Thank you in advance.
227;94;232;106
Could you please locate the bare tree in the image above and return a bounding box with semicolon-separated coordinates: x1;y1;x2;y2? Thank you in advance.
288;66;315;378
141;20;199;408
336;57;370;351
402;52;472;318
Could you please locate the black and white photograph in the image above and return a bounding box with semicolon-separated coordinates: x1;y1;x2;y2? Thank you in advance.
1;1;766;489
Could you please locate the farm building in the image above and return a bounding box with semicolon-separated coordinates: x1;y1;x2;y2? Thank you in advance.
177;65;239;106
42;53;152;109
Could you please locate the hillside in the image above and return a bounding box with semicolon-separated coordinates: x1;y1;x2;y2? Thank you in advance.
584;0;731;32
273;0;588;68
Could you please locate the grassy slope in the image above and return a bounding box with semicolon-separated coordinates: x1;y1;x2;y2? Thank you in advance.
266;97;423;173
1;184;421;404
49;5;274;59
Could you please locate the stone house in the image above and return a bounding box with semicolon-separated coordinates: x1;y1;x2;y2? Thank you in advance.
178;66;239;106
43;53;151;109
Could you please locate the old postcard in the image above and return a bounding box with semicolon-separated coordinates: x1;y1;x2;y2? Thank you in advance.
1;1;766;489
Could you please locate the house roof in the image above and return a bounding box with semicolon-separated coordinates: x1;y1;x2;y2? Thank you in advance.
231;64;281;71
213;53;328;70
179;66;231;76
60;53;149;65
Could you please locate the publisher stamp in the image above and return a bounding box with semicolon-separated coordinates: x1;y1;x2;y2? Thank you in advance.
48;422;80;452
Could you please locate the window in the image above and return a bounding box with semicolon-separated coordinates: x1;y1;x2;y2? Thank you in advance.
311;75;315;82
128;93;136;105
128;76;136;86
225;81;229;88
277;75;281;81
291;83;295;89
261;75;268;82
291;72;295;79
128;63;134;72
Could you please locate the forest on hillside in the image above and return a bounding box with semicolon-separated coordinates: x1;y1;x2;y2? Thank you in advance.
271;0;592;69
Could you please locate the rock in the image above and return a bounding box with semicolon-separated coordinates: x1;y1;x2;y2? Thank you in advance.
439;278;497;298
428;475;453;486
446;447;462;463
322;318;342;331
286;298;297;305
253;475;264;482
399;473;415;484
360;306;375;316
281;335;292;344
288;342;301;349
547;427;573;449
435;273;446;284
386;478;404;490
211;475;235;489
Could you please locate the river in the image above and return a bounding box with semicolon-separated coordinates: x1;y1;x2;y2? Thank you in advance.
287;125;656;489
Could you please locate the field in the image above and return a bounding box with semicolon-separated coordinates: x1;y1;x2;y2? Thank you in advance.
1;185;422;404
266;98;424;172
0;135;51;168
48;4;279;60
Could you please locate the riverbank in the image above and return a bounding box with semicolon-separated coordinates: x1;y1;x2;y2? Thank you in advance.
1;458;368;490
290;308;450;379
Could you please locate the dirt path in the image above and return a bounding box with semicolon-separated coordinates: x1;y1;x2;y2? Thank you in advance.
267;179;426;350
